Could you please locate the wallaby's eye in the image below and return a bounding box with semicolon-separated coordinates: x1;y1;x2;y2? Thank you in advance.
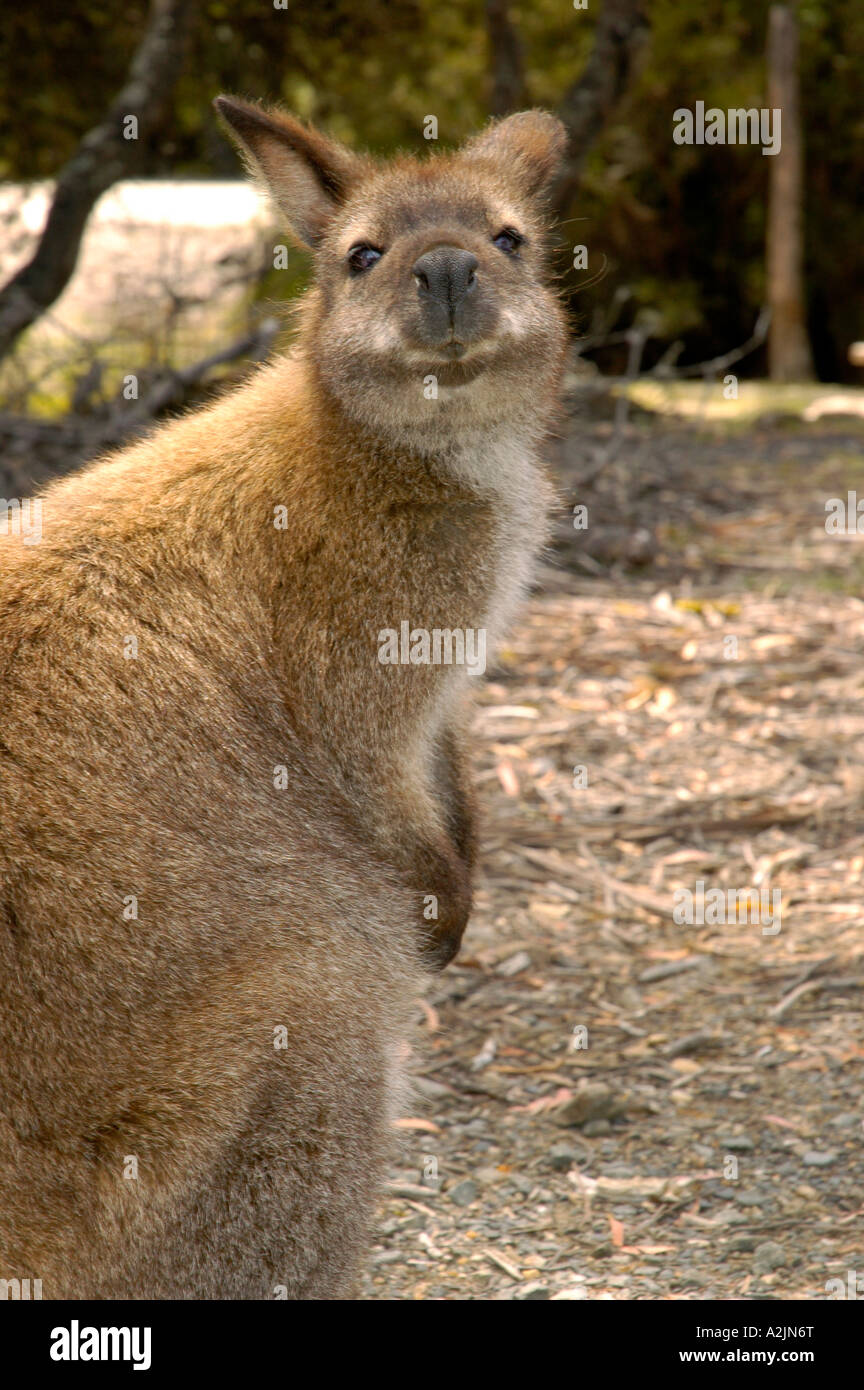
347;244;383;274
492;228;524;256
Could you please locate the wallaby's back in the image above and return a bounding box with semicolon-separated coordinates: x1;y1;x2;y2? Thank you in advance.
0;399;417;1298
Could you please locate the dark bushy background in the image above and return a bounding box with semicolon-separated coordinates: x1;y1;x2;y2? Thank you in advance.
1;0;860;379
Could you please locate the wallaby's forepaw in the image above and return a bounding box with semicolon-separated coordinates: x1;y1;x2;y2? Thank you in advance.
415;839;473;970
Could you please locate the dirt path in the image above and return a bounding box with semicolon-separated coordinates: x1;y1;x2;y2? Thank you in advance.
363;411;864;1300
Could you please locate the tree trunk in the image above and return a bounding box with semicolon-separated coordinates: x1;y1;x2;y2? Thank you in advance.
485;0;525;116
0;0;193;364
552;0;649;214
766;3;815;381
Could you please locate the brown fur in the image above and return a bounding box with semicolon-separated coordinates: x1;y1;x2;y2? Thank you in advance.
0;99;568;1298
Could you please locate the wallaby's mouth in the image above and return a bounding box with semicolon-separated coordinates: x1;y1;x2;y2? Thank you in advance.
402;333;495;384
423;338;491;382
428;357;490;387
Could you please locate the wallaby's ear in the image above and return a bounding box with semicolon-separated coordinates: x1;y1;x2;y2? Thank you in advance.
214;95;365;246
462;110;568;198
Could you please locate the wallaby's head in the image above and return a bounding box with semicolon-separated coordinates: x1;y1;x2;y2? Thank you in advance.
215;97;569;447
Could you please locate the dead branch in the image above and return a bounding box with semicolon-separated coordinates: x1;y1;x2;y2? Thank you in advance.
109;318;282;439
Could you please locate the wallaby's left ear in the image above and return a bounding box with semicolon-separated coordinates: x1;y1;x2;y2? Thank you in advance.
214;95;367;246
462;110;568;198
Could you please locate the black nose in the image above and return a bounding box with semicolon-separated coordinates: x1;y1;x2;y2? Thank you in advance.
412;247;478;314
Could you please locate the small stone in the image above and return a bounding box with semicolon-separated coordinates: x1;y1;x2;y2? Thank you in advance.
719;1136;755;1152
505;1174;535;1196
830;1113;861;1130
802;1150;837;1167
707;1184;738;1200
735;1190;769;1207
548;1142;579;1172
401;1214;427;1232
515;1282;551;1300
448;1178;479;1207
460;1119;492;1137
551;1082;626;1128
551;1285;589;1300
727;1236;757;1253
753;1241;787;1274
582;1119;611;1137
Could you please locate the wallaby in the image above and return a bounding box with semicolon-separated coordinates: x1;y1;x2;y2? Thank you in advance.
0;97;568;1299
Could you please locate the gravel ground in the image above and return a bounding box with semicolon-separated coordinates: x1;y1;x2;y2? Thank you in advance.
362;410;864;1301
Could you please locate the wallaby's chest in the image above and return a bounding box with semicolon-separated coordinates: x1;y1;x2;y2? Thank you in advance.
356;476;543;659
273;433;549;759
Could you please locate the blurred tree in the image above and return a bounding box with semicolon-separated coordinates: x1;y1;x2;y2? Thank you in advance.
0;0;193;361
485;0;525;115
766;3;815;380
552;0;648;216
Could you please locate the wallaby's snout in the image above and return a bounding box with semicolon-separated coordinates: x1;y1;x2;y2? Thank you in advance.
412;245;479;347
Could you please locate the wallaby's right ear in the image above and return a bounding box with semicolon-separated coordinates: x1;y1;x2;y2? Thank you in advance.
214;95;365;247
462;110;568;199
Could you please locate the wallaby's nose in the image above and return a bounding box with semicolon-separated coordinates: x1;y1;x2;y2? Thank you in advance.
412;247;478;316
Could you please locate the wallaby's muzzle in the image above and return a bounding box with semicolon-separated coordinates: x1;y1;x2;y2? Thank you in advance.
412;245;479;345
403;234;501;358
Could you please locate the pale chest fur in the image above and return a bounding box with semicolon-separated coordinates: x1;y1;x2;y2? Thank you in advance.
443;428;552;648
409;429;551;773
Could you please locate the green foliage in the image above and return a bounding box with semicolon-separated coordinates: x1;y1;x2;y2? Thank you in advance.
1;0;861;379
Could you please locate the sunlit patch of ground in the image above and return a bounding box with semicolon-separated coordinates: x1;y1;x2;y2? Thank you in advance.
626;378;864;424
